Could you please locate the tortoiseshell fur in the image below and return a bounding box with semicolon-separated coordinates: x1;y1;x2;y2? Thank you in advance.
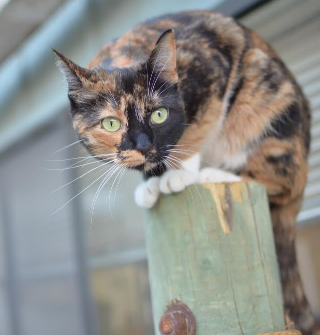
54;11;319;334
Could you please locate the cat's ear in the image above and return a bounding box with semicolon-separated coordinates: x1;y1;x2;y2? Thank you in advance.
148;29;178;83
53;49;94;99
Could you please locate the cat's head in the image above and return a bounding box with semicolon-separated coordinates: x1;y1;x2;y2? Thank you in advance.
54;29;186;172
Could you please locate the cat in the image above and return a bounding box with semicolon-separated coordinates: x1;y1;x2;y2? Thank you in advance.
54;10;319;335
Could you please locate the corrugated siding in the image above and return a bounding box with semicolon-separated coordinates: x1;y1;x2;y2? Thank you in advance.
241;0;320;225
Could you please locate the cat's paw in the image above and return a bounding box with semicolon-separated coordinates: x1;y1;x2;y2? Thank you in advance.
134;177;160;208
199;167;241;183
159;170;198;194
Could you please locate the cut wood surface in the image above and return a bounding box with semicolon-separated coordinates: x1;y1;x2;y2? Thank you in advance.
144;182;285;335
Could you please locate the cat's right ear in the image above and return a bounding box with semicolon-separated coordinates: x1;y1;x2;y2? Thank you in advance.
53;49;94;100
148;29;178;84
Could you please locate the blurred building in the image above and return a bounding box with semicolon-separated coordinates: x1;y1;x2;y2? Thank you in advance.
0;0;319;334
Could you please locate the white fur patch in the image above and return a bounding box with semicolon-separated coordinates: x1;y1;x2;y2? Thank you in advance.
203;139;248;170
159;170;198;194
199;167;241;183
181;153;201;173
134;177;160;208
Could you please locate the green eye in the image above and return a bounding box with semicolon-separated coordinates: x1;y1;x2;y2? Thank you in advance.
101;117;121;132
151;107;168;124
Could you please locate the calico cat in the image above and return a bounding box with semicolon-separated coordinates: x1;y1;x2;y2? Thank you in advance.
54;10;319;335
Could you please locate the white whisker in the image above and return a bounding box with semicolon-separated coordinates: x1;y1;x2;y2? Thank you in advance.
113;167;126;208
89;164;120;231
95;67;117;107
52;159;118;193
47;153;116;162
108;166;125;218
167;148;197;155
156;78;172;95
157;82;177;97
150;52;175;95
48;156;116;171
165;155;183;168
163;157;194;204
148;45;164;98
165;156;206;213
51;162;119;216
53;139;83;154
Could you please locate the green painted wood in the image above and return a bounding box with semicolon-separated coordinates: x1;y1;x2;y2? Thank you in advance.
144;182;285;335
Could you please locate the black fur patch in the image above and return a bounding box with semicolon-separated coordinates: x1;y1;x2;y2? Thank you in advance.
269;102;301;139
266;151;296;177
143;163;166;179
266;151;294;165
226;77;244;114
259;58;283;93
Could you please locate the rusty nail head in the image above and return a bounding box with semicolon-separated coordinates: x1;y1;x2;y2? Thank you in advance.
159;302;196;335
161;315;175;334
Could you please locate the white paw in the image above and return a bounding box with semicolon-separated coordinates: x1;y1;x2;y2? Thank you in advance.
159;170;198;194
134;177;160;208
199;167;241;183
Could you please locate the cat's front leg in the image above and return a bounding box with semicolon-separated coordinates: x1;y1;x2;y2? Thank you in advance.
159;154;200;194
134;176;160;209
199;167;241;183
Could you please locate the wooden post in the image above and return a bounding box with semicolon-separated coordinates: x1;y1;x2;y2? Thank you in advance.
144;182;285;335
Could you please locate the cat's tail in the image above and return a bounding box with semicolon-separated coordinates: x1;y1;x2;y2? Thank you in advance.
271;196;320;335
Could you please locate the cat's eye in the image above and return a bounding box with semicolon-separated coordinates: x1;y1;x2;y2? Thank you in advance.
101;117;121;132
150;107;168;124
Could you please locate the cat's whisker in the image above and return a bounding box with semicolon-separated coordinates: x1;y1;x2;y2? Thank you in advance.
172;140;207;147
156;78;172;96
112;167;126;208
164;157;179;170
89;164;120;231
51;162;119;216
163;157;194;204
52;158;118;193
57;157;91;171
148;45;163;98
167;148;195;153
166;156;207;214
150;45;182;96
166;148;197;155
166;143;212;149
108;166;126;218
150;52;175;95
52;139;83;154
166;151;197;160
163;159;175;171
156;74;187;98
157;82;177;97
165;155;184;168
47;153;117;162
95;91;112;105
91;165;118;213
63;155;116;170
95;67;117;107
47;156;117;171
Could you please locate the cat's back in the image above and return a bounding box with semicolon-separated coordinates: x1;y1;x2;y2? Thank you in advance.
87;11;248;69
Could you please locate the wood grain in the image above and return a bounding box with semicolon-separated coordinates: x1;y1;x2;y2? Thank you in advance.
144;182;285;335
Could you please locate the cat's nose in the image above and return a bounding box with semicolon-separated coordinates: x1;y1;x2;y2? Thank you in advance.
135;133;152;154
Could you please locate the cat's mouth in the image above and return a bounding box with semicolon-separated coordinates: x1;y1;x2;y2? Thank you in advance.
118;149;159;169
118;158;158;171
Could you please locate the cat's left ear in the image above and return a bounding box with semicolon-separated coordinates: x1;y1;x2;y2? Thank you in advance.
148;29;178;83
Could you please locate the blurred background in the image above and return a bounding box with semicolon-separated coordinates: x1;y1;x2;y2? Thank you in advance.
0;0;319;334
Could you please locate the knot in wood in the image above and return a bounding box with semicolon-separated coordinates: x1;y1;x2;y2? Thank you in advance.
159;302;196;335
